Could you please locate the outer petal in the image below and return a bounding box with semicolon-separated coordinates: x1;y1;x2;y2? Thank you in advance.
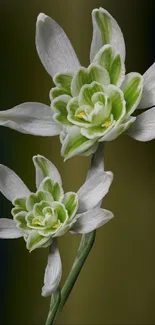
42;240;62;296
61;126;97;160
127;107;155;141
33;155;62;189
26;230;51;251
90;8;125;62
138;63;155;109
121;73;143;116
36;13;80;78
0;218;24;238
0;103;61;136
0;165;30;202
77;171;113;213
71;208;114;234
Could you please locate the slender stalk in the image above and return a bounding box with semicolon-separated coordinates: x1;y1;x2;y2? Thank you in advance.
45;289;61;325
58;230;96;314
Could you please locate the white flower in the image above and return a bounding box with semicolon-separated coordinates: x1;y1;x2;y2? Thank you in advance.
0;154;113;295
0;8;154;158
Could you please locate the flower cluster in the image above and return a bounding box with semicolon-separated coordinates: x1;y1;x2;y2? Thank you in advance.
0;154;113;295
0;8;154;159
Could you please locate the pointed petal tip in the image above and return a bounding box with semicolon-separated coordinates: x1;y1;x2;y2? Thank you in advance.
37;13;48;24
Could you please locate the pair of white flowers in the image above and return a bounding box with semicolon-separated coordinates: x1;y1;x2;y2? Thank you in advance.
0;7;155;296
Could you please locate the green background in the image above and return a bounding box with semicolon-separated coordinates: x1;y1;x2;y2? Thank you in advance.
0;0;155;324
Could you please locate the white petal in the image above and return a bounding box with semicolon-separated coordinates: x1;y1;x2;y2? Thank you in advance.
0;102;61;136
77;171;113;213
33;155;62;189
87;144;104;179
71;208;114;234
42;240;62;296
0;165;30;202
90;7;126;63
0;218;24;238
36;13;80;78
127;107;155;141
139;63;155;109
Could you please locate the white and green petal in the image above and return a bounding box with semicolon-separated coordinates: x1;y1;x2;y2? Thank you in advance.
138;63;155;109
52;95;72;126
79;82;105;106
0;103;61;136
70;208;114;234
42;240;62;296
99;116;136;141
77;170;113;213
63;192;78;219
61;126;97;160
121;73;143;116
36;13;80;78
0;165;30;202
33;154;62;189
90;7;125;62
93;45;125;87
71;64;110;97
107;85;126;124
0;218;24;238
127;107;155;141
26;230;51;251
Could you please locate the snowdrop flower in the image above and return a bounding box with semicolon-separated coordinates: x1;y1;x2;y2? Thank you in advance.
0;8;154;159
0;154;113;295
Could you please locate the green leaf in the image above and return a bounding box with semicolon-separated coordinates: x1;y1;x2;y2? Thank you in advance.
121;73;143;116
71;64;110;97
54;73;73;92
63;192;78;219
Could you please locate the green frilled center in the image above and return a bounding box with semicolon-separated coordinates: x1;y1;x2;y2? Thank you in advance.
11;177;78;251
50;45;143;159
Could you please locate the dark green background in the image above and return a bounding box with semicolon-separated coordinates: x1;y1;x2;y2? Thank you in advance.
0;0;155;324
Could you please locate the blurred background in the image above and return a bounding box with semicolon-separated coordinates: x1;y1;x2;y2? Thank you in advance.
0;0;155;324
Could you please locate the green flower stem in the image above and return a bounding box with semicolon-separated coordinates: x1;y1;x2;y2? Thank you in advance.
45;289;61;325
53;230;96;324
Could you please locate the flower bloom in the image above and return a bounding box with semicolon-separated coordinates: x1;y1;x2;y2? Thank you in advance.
0;154;113;295
0;8;155;159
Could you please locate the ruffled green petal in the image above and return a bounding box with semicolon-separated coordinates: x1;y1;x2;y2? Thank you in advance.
26;193;40;212
61;126;97;159
26;230;51;251
39;177;54;193
89;96;112;126
121;73;143;116
33;201;50;217
99;116;136;141
81;120;115;139
53;73;73;92
11;207;24;217
50;87;71;100
14;211;29;230
107;85;126;123
63;192;78;219
71;64;110;97
79;82;105;106
93;45;125;86
13;197;27;210
51;202;68;223
67;98;92;128
52;182;64;202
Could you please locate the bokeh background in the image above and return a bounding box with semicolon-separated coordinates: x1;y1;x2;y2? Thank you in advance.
0;0;155;324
